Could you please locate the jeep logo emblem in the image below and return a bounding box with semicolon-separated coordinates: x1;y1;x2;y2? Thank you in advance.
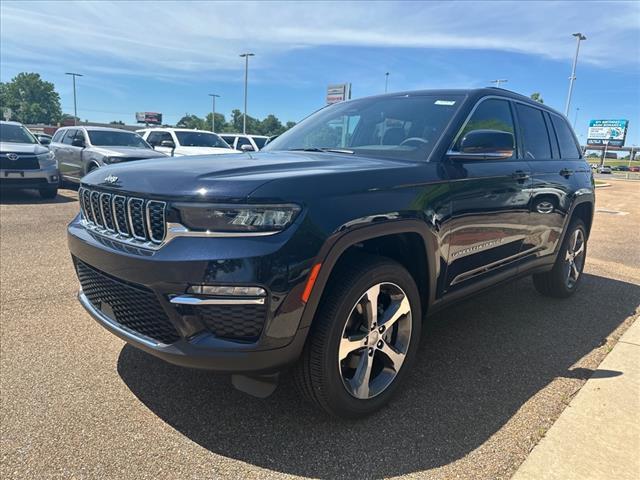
104;175;119;184
7;153;19;161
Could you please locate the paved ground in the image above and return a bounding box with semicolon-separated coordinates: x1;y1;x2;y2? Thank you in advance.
1;180;639;480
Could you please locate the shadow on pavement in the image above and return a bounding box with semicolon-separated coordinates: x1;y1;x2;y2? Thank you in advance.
0;188;77;204
117;273;639;478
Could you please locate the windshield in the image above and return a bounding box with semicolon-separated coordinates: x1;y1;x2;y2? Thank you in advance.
175;131;231;148
265;94;464;161
0;123;38;144
88;130;150;148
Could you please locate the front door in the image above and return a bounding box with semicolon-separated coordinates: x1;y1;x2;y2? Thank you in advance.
443;97;532;291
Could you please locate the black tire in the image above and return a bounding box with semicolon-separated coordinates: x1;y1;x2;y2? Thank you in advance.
39;185;58;199
533;218;587;298
294;254;422;418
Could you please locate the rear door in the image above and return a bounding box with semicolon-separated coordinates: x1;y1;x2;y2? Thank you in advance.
444;97;533;291
524;108;587;259
67;129;87;178
56;129;77;179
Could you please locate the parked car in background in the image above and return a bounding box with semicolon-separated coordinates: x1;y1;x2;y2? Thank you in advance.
596;165;612;174
219;133;269;152
614;165;629;171
33;133;52;145
138;128;238;156
0;121;59;198
50;126;167;185
630;165;640;172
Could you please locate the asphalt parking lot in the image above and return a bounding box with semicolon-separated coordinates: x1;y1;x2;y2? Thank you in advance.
1;180;639;480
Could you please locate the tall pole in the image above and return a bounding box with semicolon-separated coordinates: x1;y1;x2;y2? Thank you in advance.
65;72;83;125
208;94;220;132
564;33;586;116
490;79;508;88
385;72;389;93
239;53;254;134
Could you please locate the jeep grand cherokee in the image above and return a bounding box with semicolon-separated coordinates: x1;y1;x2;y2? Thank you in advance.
68;88;594;418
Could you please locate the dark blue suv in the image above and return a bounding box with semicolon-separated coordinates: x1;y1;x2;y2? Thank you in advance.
68;89;594;417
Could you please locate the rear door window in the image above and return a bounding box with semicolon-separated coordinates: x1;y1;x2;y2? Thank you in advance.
236;137;253;149
550;114;581;159
515;104;551;160
61;129;77;145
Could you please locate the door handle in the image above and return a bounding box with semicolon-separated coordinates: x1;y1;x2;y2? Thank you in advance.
511;170;530;182
559;168;574;177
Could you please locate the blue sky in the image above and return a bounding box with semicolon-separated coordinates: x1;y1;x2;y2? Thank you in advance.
1;0;639;145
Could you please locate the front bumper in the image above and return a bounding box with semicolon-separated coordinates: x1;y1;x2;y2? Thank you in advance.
68;214;316;373
0;165;59;189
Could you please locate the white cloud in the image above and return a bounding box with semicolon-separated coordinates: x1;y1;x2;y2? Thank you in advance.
1;0;638;79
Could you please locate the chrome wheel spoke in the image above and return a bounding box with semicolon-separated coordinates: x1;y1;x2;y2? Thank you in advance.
380;296;411;331
363;284;380;329
574;239;584;257
339;334;367;362
379;340;406;372
351;350;374;398
570;262;580;281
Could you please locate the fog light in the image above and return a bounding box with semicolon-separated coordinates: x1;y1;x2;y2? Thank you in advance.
51;175;59;182
187;285;266;296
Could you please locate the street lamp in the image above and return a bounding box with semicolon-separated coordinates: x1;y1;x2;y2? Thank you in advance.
564;32;586;116
385;72;389;93
239;53;255;134
490;79;508;88
208;94;220;132
65;72;83;125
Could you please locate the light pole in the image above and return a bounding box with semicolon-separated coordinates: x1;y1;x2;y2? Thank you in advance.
239;53;255;134
208;94;220;132
490;79;508;88
65;72;83;125
385;72;389;93
573;107;580;129
564;32;586;116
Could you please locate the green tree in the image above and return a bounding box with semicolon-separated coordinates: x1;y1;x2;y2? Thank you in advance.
176;113;206;130
109;120;125;125
258;114;284;136
530;92;544;104
0;72;62;124
204;112;231;132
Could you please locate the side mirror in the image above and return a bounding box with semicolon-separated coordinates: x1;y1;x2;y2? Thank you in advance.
39;137;51;145
160;140;175;149
72;138;85;148
240;144;255;152
448;129;514;160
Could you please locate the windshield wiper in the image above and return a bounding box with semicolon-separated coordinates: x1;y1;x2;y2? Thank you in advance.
287;147;355;154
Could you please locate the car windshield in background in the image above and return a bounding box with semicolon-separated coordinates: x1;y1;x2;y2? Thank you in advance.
264;94;465;161
88;130;149;148
175;132;230;148
0;124;38;144
253;137;268;149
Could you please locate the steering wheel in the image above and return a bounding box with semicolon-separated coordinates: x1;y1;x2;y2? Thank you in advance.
399;137;429;147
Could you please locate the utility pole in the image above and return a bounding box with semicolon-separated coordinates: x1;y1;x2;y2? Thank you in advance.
239;53;255;134
65;72;83;125
565;33;587;116
208;94;220;132
385;72;389;93
490;79;508;88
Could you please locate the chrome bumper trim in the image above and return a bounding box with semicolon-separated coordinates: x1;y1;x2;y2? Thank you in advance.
169;295;266;306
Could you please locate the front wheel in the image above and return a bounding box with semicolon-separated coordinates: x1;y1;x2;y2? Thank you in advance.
294;255;421;418
533;219;587;298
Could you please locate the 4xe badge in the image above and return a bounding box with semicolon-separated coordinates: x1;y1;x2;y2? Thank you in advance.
104;175;118;184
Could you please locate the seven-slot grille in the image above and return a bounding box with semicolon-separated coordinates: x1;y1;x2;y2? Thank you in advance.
79;187;166;245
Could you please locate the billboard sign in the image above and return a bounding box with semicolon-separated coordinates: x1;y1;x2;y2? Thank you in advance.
326;83;351;104
135;112;163;125
586;119;628;147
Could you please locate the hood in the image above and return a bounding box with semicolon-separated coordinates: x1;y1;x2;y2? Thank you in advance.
82;151;410;201
0;142;50;155
174;146;240;156
89;146;167;159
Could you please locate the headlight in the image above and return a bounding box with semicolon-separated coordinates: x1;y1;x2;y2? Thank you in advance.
37;150;55;166
175;203;301;233
103;156;122;164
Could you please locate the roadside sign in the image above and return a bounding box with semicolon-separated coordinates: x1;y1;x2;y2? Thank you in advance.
587;119;628;147
326;83;351;104
135;112;163;125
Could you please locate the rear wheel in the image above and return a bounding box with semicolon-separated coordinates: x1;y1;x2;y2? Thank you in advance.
533;219;587;298
294;255;421;418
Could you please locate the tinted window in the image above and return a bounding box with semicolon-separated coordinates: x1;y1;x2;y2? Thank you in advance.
147;131;173;146
265;94;464;161
0;123;38;144
61;129;77;145
87;130;149;148
236;137;252;148
544;112;560;159
516;104;551;159
252;137;268;149
174;131;230;148
551;115;581;159
220;135;236;147
52;130;65;143
453;98;515;155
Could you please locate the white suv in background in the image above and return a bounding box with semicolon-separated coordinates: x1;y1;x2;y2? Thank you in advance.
137;128;239;156
219;134;269;152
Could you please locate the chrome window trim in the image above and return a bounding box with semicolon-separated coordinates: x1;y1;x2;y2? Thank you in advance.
145;200;167;244
99;193;115;232
127;197;147;241
112;195;130;236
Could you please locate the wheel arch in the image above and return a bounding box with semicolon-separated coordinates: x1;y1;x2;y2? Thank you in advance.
298;220;439;329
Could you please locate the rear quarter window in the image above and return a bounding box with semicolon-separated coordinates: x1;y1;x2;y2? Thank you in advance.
551;114;581;160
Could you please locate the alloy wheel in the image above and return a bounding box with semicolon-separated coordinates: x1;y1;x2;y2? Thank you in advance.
564;228;585;288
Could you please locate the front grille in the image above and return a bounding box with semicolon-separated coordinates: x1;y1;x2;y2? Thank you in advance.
190;304;267;340
0;154;40;170
78;186;166;246
76;260;180;344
